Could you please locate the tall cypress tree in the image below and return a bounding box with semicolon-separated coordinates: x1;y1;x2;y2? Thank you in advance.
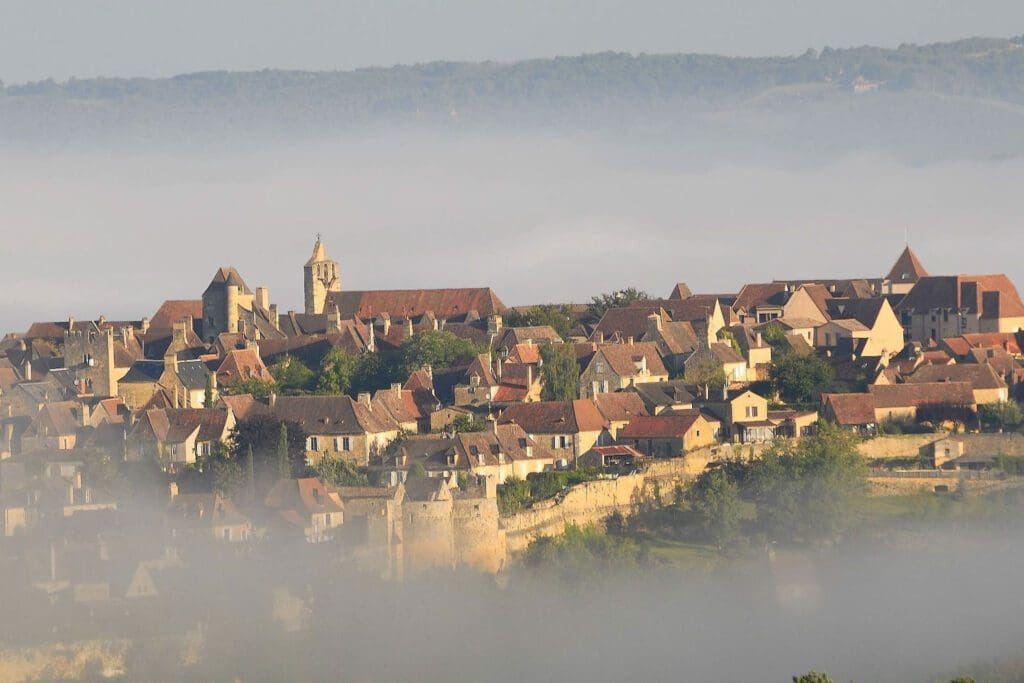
277;422;291;480
246;444;257;503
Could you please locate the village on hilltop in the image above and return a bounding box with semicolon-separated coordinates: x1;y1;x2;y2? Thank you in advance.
2;238;1024;600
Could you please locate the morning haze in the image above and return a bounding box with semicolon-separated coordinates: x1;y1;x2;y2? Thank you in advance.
2;4;1024;683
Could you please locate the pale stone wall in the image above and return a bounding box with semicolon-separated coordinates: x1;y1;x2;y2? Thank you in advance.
452;497;506;573
401;499;456;573
856;434;946;459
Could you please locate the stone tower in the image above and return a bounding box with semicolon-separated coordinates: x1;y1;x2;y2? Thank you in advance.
304;237;341;315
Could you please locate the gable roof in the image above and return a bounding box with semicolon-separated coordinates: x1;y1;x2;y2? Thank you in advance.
328;288;505;320
271;395;398;435
868;382;975;409
591;307;667;342
886;246;929;284
904;363;1007;391
149;300;203;331
826;298;886;328
498;399;607;434
619;413;710;439
162;408;230;443
265;477;344;515
204;267;252;294
594;342;668;377
897;275;1024;319
216;349;273;386
822;393;876;426
592;392;649;423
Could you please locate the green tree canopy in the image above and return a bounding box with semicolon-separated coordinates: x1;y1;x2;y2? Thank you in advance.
396;330;484;379
269;355;316;394
769;351;834;404
750;423;866;543
585;287;650;324
317;347;359;394
690;469;743;548
540;343;580;401
504;304;576;339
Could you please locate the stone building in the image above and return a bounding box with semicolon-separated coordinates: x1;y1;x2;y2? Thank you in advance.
304;237;342;315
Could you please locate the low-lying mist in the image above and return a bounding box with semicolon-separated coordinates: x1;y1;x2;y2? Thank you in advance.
2;133;1023;333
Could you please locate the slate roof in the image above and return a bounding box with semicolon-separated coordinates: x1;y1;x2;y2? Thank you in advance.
591;307;667;342
176;360;212;391
328;288;505;319
631;381;697;411
119;360;165;384
826;298;885;328
271;395;397;435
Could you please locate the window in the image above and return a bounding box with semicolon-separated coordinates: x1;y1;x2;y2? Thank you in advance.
595;361;605;373
335;436;351;451
308;436;320;451
745;406;759;418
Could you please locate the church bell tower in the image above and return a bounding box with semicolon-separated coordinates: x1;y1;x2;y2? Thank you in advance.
304;236;341;315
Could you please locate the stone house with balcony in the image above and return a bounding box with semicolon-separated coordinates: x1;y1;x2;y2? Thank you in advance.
579;341;668;398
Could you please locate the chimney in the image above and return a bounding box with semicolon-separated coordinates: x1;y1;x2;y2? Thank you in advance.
722;383;728;401
646;313;662;337
495;357;503;380
269;304;279;329
23;359;31;382
627;336;634;346
123;326;134;341
358;392;372;409
756;331;763;347
269;392;277;409
527;364;533;388
141;317;150;334
405;317;414;339
381;313;391;336
168;482;179;501
487;314;503;336
327;305;341;334
68;317;76;331
432;316;439;332
596;331;604;344
391;383;402;396
256;287;270;311
173;386;180;409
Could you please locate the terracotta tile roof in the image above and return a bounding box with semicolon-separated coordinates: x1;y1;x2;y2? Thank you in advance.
897;275;1024;319
492;385;530;402
904;363;1006;391
328;288;505;320
733;283;789;314
595;342;668;378
494;326;562;350
257;331;368;367
25;401;80;438
498;399;607;434
886;246;929;284
822;393;876;426
265;477;344;515
372;387;426;424
149;300;202;331
868;382;975;408
959;333;1022;356
506;342;542;365
619;413;707;439
593;392;649;422
216;349;274;386
658;320;700;356
668;283;693;300
921;350;954;365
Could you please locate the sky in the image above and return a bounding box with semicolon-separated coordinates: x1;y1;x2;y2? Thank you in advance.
2;139;1022;332
1;0;1023;84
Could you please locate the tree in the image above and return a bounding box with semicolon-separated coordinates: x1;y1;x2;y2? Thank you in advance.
769;351;834;403
540;343;579;401
793;673;833;683
690;469;743;548
317;347;359;394
750;423;866;543
978;400;1023;431
396;331;483;379
504;304;576;339
313;456;369;487
269;355;316;394
207;442;244;495
449;413;487;433
277;422;292;480
683;353;728;394
585;287;650;323
222;378;276;398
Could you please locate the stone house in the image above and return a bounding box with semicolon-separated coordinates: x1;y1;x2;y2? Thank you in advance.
269;394;400;467
695;389;770;441
820;393;877;434
683;341;748;385
214;348;274;389
733;283;831;326
928;434;1024;470
61;324;139;398
372;384;428;433
592;392;649;439
818;297;905;359
579;341;668;398
630;380;696;415
265;477;345;543
497;399;608;464
127;407;235;469
896;274;1024;343
166;487;252;543
20;401;81;452
618;413;720;457
901;362;1008;405
868;381;977;423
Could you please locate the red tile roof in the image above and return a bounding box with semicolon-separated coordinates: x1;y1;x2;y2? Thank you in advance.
216;349;274;386
328;288;505;320
822;393;876;426
898;275;1024;319
149;300;203;330
593;392;649;423
595;342;668;378
868;382;975;408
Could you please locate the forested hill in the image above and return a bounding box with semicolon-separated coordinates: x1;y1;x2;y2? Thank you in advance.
3;36;1024;159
